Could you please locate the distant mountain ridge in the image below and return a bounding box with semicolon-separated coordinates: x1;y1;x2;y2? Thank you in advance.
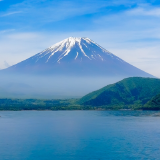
4;37;153;77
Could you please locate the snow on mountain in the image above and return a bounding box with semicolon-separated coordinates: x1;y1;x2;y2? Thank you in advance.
5;37;153;77
33;37;122;64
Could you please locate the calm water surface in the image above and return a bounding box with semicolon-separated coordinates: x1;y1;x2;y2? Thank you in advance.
0;110;160;160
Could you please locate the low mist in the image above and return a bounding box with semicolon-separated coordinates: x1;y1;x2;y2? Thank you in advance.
0;73;124;99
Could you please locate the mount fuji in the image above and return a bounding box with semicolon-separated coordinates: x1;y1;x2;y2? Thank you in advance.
5;37;152;77
0;37;154;98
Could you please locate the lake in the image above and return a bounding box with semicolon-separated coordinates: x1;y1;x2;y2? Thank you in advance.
0;110;160;160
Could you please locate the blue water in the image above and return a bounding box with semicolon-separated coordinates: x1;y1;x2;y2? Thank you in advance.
0;111;160;160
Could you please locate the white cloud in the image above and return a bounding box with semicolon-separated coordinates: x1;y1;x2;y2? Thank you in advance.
0;29;15;34
0;0;146;23
127;7;160;17
0;0;109;22
6;32;40;40
0;11;22;17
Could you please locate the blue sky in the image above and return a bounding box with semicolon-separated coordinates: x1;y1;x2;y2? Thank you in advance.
0;0;160;77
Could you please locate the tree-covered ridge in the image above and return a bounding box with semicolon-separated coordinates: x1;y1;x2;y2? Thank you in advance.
79;77;160;106
1;77;160;111
143;94;160;110
0;98;78;110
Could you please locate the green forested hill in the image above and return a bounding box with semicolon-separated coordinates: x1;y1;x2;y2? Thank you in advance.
143;94;160;110
79;77;160;107
1;77;160;110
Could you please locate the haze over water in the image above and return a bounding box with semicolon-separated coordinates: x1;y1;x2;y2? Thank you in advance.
0;111;160;160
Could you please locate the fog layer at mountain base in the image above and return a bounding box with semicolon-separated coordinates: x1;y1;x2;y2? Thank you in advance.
0;73;128;99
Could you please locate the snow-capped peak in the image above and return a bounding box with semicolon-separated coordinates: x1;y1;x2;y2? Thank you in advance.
50;37;92;50
35;37;120;64
6;37;153;79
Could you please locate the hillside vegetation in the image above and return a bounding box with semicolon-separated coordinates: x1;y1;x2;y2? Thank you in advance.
79;77;160;108
143;94;160;110
1;77;160;110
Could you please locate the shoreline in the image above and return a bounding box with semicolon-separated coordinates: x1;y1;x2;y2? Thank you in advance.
0;109;159;111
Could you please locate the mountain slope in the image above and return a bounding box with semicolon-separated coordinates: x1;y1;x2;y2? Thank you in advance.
0;37;154;99
5;37;153;77
143;94;160;110
79;77;160;106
